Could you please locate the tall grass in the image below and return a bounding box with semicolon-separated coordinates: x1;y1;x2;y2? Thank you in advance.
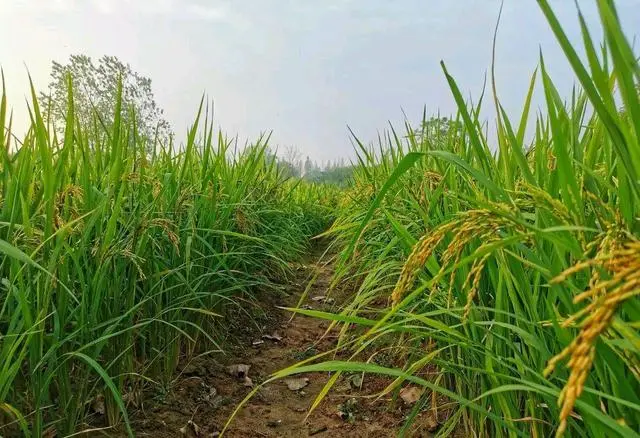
0;76;336;436
275;1;640;437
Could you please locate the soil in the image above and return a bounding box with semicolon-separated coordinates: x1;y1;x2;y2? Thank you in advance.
115;241;443;438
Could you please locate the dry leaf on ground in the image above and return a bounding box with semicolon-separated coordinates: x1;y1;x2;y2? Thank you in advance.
399;386;423;404
284;377;310;391
179;420;202;437
262;333;283;342
227;364;250;379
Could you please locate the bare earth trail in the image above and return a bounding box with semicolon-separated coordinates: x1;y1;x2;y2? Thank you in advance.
127;242;436;438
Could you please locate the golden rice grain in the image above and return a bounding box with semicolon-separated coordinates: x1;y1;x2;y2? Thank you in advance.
545;238;640;436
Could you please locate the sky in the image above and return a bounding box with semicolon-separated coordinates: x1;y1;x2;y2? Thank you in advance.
1;0;640;163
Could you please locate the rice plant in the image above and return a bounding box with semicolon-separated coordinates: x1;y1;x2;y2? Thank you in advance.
275;1;640;437
0;75;336;436
3;0;640;436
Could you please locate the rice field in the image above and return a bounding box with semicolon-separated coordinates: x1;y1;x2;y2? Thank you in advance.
1;0;640;437
275;1;640;437
0;83;337;436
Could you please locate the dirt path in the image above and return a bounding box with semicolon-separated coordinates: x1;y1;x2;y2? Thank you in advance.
127;242;431;438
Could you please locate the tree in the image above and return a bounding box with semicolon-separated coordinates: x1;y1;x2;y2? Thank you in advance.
412;116;461;146
41;54;172;146
303;155;314;177
283;146;303;177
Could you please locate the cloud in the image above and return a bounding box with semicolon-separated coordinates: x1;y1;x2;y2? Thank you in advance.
142;0;177;15
50;0;75;12
91;0;115;14
183;3;250;28
7;0;75;13
186;4;227;20
12;0;246;26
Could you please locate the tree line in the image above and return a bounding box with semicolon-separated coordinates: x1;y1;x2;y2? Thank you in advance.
39;54;460;187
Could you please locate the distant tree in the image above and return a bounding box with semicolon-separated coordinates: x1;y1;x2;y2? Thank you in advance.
41;54;172;146
267;146;353;186
265;146;302;178
283;146;303;177
303;156;314;177
413;116;461;146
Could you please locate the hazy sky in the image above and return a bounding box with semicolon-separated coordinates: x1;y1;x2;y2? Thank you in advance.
1;1;639;162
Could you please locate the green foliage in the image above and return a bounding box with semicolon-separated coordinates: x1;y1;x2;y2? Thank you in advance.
411;115;462;148
267;147;354;186
40;54;173;146
303;161;354;186
0;78;336;436
276;1;640;437
4;2;640;437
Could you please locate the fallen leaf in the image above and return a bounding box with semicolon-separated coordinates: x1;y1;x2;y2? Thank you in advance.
311;295;335;305
424;412;439;431
284;377;310;391
227;364;250;379
262;333;282;342
399;386;423;405
179;420;201;437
